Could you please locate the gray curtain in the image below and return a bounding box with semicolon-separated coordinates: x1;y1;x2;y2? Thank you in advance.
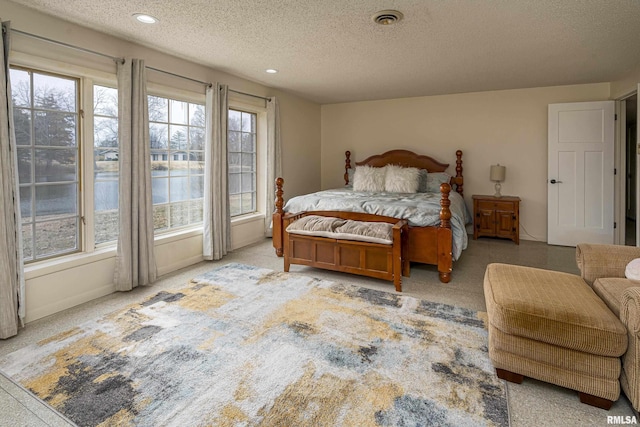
203;83;231;260
0;21;25;339
113;58;157;290
265;96;282;237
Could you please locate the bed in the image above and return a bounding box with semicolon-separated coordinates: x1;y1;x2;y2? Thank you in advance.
272;149;468;283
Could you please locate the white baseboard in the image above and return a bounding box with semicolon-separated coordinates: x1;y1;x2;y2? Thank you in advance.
157;254;205;277
25;283;116;323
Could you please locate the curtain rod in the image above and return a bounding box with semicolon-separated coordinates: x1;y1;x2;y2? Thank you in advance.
145;65;212;87
229;89;271;102
12;27;272;102
12;28;125;63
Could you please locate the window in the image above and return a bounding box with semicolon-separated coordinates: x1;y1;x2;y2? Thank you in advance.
228;109;257;217
10;68;80;262
93;85;119;245
148;95;205;231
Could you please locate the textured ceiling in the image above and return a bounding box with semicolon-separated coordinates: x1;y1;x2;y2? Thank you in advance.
7;0;640;104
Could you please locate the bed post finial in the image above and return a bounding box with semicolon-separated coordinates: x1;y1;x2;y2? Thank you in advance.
345;151;352;185
275;177;284;214
455;150;463;196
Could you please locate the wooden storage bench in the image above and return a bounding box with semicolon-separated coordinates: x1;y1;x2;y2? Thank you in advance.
282;211;409;291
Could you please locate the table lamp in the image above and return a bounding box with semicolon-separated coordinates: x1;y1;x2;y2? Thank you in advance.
490;164;506;197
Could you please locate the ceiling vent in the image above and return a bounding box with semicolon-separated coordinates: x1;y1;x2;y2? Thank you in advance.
372;10;403;26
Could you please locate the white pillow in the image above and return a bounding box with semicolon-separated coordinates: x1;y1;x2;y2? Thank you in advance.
625;258;640;281
352;165;386;192
385;165;420;193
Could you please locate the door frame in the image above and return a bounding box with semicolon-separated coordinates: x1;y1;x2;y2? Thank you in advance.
615;89;639;246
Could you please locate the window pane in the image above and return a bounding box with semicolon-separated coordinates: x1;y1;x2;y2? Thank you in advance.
170;202;189;228
228;109;257;217
241;192;255;213
241;132;255;152
13;108;31;145
19;187;31;220
10;69;31;107
241;173;254;192
95;149;119;175
153;205;169;231
94;86;118;116
189;103;205;127
35;217;77;257
21;223;34;261
229;173;240;194
34;111;76;147
34;148;77;182
35;184;77;216
150;123;168;149
190;175;204;199
229;194;241;216
241;112;253;132
189;199;203;223
170;125;189;149
151;150;169;176
12;68;80;262
148;96;168;122
228;110;241;131
189;127;204;150
94;85;119;245
94;117;118;147
150;95;204;230
241;153;254;172
152;177;169;204
95;210;119;245
188;152;204;174
229;131;241;152
94;179;118;211
34;73;76;112
17;148;32;184
170;99;188;125
229;153;240;174
170;176;189;202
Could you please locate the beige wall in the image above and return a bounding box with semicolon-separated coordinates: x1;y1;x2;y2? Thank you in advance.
321;83;611;242
1;1;321;322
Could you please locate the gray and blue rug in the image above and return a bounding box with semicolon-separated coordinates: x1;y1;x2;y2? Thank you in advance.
0;263;508;426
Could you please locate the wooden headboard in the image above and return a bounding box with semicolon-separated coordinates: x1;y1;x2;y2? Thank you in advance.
344;149;464;196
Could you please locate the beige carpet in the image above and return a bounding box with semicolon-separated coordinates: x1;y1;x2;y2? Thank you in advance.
0;238;636;426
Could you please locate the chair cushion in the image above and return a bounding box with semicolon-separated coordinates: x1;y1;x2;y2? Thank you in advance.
484;263;627;357
593;277;637;318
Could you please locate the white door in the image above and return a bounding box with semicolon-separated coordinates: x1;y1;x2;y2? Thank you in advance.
548;101;615;246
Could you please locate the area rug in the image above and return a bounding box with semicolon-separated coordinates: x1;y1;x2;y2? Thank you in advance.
0;263;509;427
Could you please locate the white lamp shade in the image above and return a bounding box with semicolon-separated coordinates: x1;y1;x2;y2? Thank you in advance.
490;164;506;182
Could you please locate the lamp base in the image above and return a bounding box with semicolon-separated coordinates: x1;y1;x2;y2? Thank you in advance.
494;182;502;198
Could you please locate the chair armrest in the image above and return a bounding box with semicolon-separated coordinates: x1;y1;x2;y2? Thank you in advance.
576;243;640;285
621;287;640;410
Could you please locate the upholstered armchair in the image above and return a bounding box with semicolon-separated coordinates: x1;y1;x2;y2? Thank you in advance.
576;243;640;412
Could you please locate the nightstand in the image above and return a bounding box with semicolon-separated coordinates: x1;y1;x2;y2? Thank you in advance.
472;195;520;244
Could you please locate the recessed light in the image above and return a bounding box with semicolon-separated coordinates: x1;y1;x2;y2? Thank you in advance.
265;69;278;74
133;13;159;24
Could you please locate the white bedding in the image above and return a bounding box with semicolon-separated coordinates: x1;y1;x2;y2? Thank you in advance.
284;188;471;260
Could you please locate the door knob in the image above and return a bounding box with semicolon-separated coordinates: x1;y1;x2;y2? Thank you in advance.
550;179;563;184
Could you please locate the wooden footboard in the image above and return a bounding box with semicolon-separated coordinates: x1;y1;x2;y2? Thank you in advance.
272;149;463;283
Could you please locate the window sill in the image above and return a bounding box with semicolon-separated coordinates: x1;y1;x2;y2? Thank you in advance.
24;217;265;280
